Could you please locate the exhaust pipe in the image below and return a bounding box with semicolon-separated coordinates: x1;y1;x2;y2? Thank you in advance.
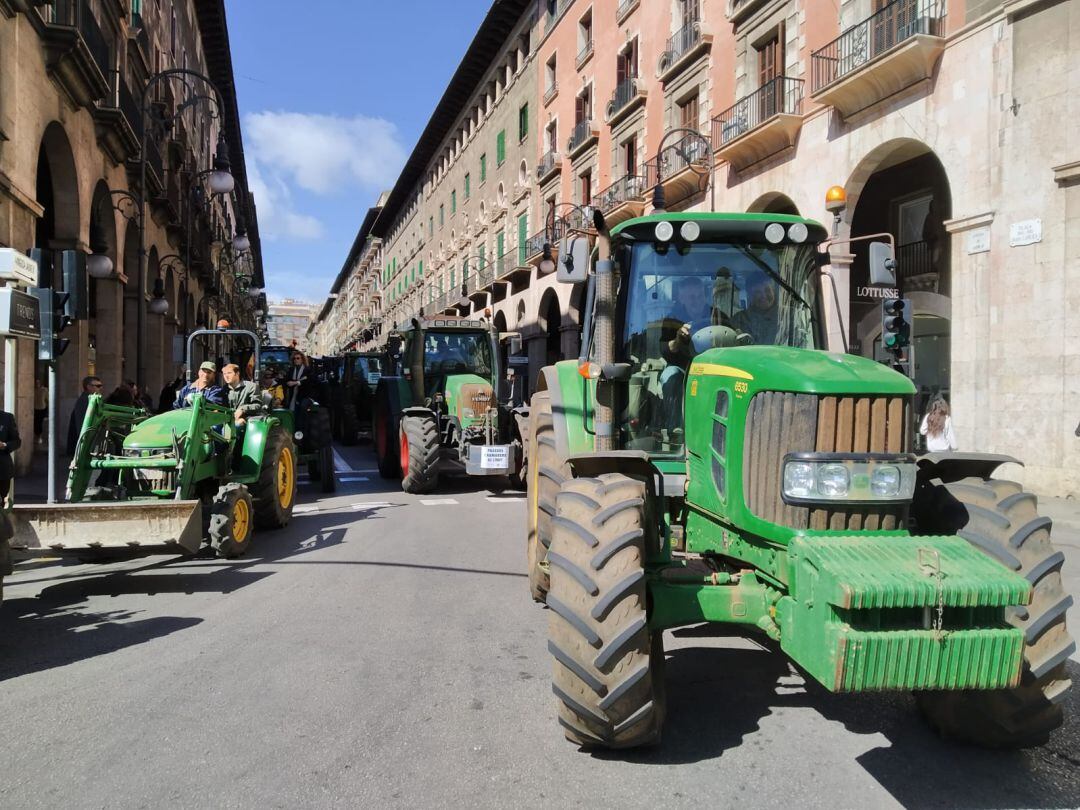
592;209;615;452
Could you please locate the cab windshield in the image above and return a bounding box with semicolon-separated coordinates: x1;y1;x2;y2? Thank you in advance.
420;331;493;377
260;348;293;377
619;240;822;454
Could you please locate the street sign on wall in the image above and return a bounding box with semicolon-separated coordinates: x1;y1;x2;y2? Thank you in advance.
0;286;42;339
0;248;39;287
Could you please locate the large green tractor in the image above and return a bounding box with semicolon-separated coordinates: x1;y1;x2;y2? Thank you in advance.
528;210;1073;750
373;317;527;493
10;328;298;562
329;351;384;445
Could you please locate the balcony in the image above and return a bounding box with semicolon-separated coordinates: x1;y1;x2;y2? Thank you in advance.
811;0;945;118
544;81;559;106
616;0;639;24
545;0;573;30
567;119;598;160
657;20;712;84
643;131;711;208
606;77;647;126
576;40;594;70
127;10;151;75
537;150;562;184
711;77;804;171
39;0;112;108
523;222;565;269
597;174;648;227
94;69;140;163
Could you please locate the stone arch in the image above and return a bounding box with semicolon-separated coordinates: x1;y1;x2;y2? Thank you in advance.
34;121;81;258
747;192;799;215
89;181;123;387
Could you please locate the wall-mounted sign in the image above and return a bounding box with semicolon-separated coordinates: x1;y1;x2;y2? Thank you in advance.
855;286;900;300
0;287;42;339
966;227;991;254
0;248;39;287
1009;219;1042;247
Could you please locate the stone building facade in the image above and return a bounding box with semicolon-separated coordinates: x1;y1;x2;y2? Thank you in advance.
265;298;317;352
320;0;1079;496
0;0;261;471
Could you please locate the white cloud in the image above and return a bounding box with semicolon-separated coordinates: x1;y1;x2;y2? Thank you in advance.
244;111;406;195
246;158;325;242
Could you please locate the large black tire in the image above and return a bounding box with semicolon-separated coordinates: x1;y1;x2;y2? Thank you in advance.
374;387;399;479
209;483;255;558
340;399;360;446
547;473;666;748
508;416;527;491
319;445;336;493
912;475;1074;748
526;391;569;603
252;426;297;530
400;413;440;494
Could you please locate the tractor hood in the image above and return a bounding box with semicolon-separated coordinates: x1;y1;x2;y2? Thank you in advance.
123;410;192;451
689;347;916;396
445;374;494;425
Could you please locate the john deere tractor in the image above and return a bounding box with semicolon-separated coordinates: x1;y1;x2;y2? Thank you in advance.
373;317;527;493
10;328;298;561
527;210;1073;750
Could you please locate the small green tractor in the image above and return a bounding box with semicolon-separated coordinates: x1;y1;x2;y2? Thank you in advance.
527;210;1073;750
373;317;527;493
9;328;299;562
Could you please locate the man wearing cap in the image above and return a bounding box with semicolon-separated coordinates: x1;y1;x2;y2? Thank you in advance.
222;364;263;425
173;362;226;409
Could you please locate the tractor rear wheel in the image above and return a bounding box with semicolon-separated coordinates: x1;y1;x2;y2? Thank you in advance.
252;427;296;530
547;473;666;748
340;399;360;446
210;483;255;558
526;391;568;603
912;475;1074;747
400;413;440;494
374;387;399;479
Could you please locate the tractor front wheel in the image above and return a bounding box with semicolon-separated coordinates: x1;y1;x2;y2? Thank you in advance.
547;473;666;748
400;413;440;494
374;387;399;479
340;399;360;446
252;427;296;530
912;475;1074;748
210;483;255;558
525;391;569;603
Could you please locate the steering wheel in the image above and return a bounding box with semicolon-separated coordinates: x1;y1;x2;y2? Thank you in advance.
691;324;753;352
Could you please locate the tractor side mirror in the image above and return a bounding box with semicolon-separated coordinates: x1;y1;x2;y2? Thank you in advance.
869;241;898;287
557;233;590;285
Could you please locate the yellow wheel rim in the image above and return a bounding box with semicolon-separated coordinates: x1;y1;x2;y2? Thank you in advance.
277;446;295;509
232;497;251;543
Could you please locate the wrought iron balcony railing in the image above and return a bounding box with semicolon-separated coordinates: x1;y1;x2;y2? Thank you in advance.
576;40;594;68
43;0;111;80
567;119;595;154
597;174;647;213
616;0;639;23
663;20;702;68
608;77;642;120
811;0;945;92
544;81;559;105
646;131;711;185
537;150;561;181
711;76;804;147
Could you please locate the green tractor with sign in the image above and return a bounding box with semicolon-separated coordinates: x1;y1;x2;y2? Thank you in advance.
526;208;1073;750
373;317;527;493
10;328;298;561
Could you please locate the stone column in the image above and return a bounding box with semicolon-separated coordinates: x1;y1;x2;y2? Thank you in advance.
525;330;547;397
823;251;854;354
93;276;124;389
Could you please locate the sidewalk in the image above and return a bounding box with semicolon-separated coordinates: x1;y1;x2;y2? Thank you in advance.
12;446;68;504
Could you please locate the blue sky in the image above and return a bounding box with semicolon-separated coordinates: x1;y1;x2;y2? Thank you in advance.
227;0;492;304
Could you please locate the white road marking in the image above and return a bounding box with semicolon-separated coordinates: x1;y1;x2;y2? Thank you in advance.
420;498;458;506
293;505;319;514
486;496;525;503
351;501;391;509
337;476;369;483
332;449;352;473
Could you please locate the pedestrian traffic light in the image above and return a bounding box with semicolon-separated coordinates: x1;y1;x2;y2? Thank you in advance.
30;286;72;361
881;298;910;353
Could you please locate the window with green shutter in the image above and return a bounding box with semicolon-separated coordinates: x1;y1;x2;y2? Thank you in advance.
451;190;457;214
496;230;505;261
439;205;444;227
429;217;434;237
462;259;468;280
480;153;487;183
518;215;528;265
518;104;529;142
450;269;456;287
496;130;506;166
478;245;486;271
419;260;424;277
464;173;471;199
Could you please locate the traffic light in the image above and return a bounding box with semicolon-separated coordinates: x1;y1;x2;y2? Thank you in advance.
881;298;911;353
30;286;72;361
60;249;88;321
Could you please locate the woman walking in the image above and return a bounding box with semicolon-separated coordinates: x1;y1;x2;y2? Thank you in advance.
920;398;958;453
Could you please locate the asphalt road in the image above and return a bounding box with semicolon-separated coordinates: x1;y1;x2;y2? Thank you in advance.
2;442;1078;809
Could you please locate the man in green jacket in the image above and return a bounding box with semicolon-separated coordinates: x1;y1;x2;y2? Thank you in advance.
222;364;264;426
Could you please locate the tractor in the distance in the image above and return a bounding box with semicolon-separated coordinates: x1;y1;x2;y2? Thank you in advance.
327;351;385;445
526;209;1073;751
373;317;527;493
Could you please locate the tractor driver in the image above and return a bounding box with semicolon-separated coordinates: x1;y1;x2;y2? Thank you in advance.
732;271;779;345
222;364;264;426
173;362;226;409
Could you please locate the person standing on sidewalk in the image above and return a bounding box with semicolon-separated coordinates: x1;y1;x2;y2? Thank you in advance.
0;407;22;503
66;376;102;456
920;398;958;453
32;378;47;446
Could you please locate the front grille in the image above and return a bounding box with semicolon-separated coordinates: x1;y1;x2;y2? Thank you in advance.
457;383;494;425
742;392;910;530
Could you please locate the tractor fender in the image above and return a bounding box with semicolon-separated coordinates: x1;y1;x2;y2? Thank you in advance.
535;362;592;459
916;452;1022;485
234;417;275;482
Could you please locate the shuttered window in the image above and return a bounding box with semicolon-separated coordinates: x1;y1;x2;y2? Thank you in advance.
496;129;506;165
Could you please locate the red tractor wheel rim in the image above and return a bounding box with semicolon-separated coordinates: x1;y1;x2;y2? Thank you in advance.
400;431;410;478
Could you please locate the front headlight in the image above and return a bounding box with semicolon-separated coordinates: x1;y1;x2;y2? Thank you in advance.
781;454;916;504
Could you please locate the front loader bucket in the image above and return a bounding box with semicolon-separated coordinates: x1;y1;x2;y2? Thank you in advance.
10;501;204;557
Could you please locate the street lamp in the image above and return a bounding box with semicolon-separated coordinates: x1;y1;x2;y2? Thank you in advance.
232;223;251;253
207;133;235;195
87;216;114;279
649;127;713;214
539;202;594;275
